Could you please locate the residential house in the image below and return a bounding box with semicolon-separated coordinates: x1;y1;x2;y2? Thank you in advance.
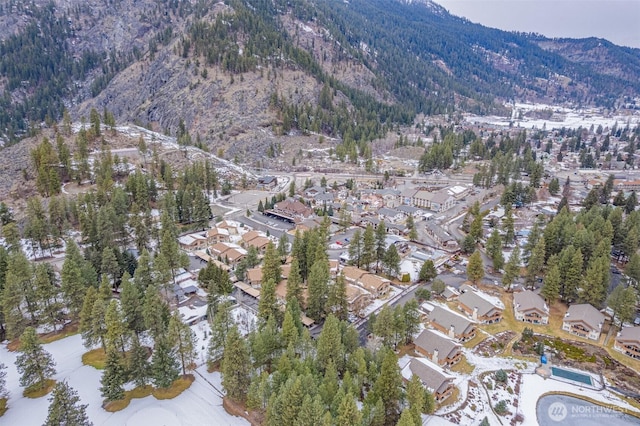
396;204;423;219
402;358;455;402
178;233;207;252
246;268;263;287
342;266;368;285
414;329;463;367
209;242;247;268
614;326;640;359
424;222;458;250
346;284;372;317
562;304;605;341
206;227;230;245
427;306;477;342
358;273;391;298
513;290;549;324
442;286;460;301
257;175;278;190
270;199;314;221
377;207;404;223
458;287;504;324
217;220;240;235
241;231;271;254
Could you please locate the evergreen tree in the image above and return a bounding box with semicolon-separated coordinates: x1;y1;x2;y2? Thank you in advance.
626;191;638;214
525;237;545;289
486;229;504;272
61;240;92;319
541;258;561;303
168;311;197;375
372;349;403;423
418;260;437;282
207;301;233;367
100;349;126;401
361;225;376;270
626;253;640;285
262;242;282;286
285;257;303;306
608;284;637;327
406;215;418;241
90;298;108;350
221;326;251;402
375;220;387;273
579;256;609;307
16;327;56;391
402;300;421;345
396;409;415;426
258;279;280;325
348;229;363;268
406;374;425;426
79;287;98;349
383;244;401;277
295;394;325;426
104;300;128;354
282;308;300;348
316;314;344;373
503;246;521;290
128;337;151;388
119;273;145;337
307;259;329;321
502;210;515;246
0;363;6;399
336;393;362;426
373;305;396;348
563;247;583;302
466;250;484;284
44;381;92;426
431;279;446;295
548;178;560;196
34;263;62;332
152;337;180;388
133;249;154;290
327;273;349;321
143;285;169;340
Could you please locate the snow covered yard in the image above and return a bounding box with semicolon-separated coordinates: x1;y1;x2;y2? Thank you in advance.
0;334;249;425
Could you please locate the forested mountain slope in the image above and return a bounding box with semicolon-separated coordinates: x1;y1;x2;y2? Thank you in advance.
0;0;638;149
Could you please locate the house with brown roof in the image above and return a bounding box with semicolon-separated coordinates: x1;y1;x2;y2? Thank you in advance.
458;287;504;324
267;198;314;223
358;273;390;298
402;357;455;402
513;290;549;325
414;329;463;367
217;220;239;235
341;266;369;284
206;227;230;245
209;243;247;268
428;305;477;342
246;268;263;287
562;304;605;341
178;233;208;252
614;326;640;359
241;231;271;254
344;284;372;317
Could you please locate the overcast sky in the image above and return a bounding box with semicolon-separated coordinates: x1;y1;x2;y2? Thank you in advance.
434;0;640;49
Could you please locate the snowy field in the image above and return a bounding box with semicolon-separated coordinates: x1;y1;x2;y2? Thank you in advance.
0;333;249;426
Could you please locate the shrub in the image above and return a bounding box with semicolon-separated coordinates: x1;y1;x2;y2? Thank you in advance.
495;400;508;415
507;386;513;394
522;327;534;340
480;417;490;426
486;380;493;390
495;369;508;383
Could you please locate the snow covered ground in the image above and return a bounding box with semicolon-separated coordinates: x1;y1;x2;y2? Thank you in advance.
0;334;249;426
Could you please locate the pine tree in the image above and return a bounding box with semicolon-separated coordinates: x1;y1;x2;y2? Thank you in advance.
375;220;387;273
373;305;395;348
285;257;303;306
128;338;151;388
466;250;484;284
152;337;180;388
419;260;437;282
361;225;376;270
503;246;521;291
502;209;515;246
104;300;128;354
119;273;145;337
100;247;120;285
580;256;609;307
563;247;583;302
221;326;251;402
383;244;401;277
348;229;363;268
100;349;126;401
44;381;92;426
316;314;344;373
524;237;545;289
90;298;108;350
61;240;91;319
307;259;329;321
0;363;6;399
327;273;349;321
143;285;169;340
396;409;415;426
16;327;56;391
258;279;280;325
262;242;282;286
406;374;425;426
133;249;154;290
168;311;197;375
34;263;62;332
372;349;402;423
541;258;561;303
79;287;98;349
336;392;362;426
296;394;325;426
486;229;504;272
207;301;233;367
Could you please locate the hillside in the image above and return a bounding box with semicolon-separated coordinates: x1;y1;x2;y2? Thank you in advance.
0;0;639;153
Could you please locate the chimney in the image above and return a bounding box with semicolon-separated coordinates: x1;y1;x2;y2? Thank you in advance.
472;307;478;321
432;349;439;364
448;325;455;339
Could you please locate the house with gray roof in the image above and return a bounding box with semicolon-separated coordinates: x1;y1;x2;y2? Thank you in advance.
402;357;455;402
562;304;605;341
377;207;403;223
427;305;477;342
513;290;549;324
458;287;504;324
414;329;463;367
614;326;640;359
